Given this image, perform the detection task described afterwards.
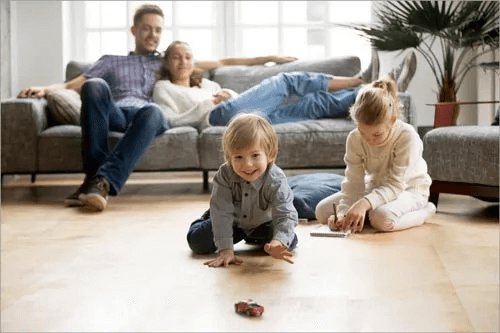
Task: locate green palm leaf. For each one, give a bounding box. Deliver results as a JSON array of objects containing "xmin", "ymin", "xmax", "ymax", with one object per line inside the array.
[{"xmin": 341, "ymin": 0, "xmax": 499, "ymax": 99}]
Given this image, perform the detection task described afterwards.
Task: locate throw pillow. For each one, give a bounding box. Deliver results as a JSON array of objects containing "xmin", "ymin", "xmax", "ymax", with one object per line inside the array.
[
  {"xmin": 288, "ymin": 173, "xmax": 344, "ymax": 219},
  {"xmin": 45, "ymin": 89, "xmax": 81, "ymax": 125}
]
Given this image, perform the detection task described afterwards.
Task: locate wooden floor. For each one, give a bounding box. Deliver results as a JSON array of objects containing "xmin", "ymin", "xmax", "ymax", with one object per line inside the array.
[{"xmin": 1, "ymin": 172, "xmax": 499, "ymax": 332}]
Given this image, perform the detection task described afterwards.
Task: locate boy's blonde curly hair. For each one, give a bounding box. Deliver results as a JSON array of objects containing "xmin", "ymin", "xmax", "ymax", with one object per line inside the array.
[{"xmin": 223, "ymin": 113, "xmax": 278, "ymax": 167}]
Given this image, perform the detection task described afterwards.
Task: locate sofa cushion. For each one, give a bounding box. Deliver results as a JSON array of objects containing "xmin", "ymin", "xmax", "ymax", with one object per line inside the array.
[
  {"xmin": 37, "ymin": 125, "xmax": 200, "ymax": 172},
  {"xmin": 288, "ymin": 173, "xmax": 343, "ymax": 219},
  {"xmin": 45, "ymin": 89, "xmax": 81, "ymax": 125},
  {"xmin": 210, "ymin": 56, "xmax": 361, "ymax": 93},
  {"xmin": 132, "ymin": 127, "xmax": 200, "ymax": 170},
  {"xmin": 198, "ymin": 119, "xmax": 356, "ymax": 170}
]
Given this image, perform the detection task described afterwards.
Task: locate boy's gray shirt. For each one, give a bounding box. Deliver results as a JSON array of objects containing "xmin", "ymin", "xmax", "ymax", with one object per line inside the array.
[{"xmin": 210, "ymin": 163, "xmax": 298, "ymax": 251}]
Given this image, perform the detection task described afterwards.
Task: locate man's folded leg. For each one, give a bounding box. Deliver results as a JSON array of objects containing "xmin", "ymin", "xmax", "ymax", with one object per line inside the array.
[{"xmin": 80, "ymin": 104, "xmax": 168, "ymax": 212}]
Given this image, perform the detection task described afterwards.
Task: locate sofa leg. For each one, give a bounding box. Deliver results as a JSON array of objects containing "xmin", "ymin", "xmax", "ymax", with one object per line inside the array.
[
  {"xmin": 429, "ymin": 192, "xmax": 439, "ymax": 208},
  {"xmin": 31, "ymin": 173, "xmax": 37, "ymax": 183},
  {"xmin": 203, "ymin": 170, "xmax": 209, "ymax": 191}
]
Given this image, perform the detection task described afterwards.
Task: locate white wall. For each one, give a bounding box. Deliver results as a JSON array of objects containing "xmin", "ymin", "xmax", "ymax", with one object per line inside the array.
[
  {"xmin": 1, "ymin": 0, "xmax": 12, "ymax": 100},
  {"xmin": 11, "ymin": 1, "xmax": 64, "ymax": 97},
  {"xmin": 476, "ymin": 50, "xmax": 499, "ymax": 125},
  {"xmin": 9, "ymin": 0, "xmax": 496, "ymax": 126}
]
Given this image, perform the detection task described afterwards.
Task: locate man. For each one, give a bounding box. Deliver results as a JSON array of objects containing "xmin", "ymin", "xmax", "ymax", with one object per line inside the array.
[{"xmin": 18, "ymin": 4, "xmax": 296, "ymax": 212}]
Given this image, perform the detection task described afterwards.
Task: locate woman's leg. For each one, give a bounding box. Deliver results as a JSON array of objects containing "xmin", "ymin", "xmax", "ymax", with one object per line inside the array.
[
  {"xmin": 369, "ymin": 192, "xmax": 436, "ymax": 232},
  {"xmin": 264, "ymin": 87, "xmax": 359, "ymax": 125},
  {"xmin": 209, "ymin": 72, "xmax": 331, "ymax": 126}
]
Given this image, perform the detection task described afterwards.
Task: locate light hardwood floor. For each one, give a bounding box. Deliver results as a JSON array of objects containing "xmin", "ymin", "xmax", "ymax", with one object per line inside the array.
[{"xmin": 1, "ymin": 172, "xmax": 499, "ymax": 332}]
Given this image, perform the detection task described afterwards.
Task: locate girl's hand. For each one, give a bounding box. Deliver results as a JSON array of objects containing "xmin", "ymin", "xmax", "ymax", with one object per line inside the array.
[
  {"xmin": 212, "ymin": 91, "xmax": 231, "ymax": 105},
  {"xmin": 264, "ymin": 240, "xmax": 294, "ymax": 264},
  {"xmin": 204, "ymin": 249, "xmax": 243, "ymax": 268},
  {"xmin": 327, "ymin": 215, "xmax": 345, "ymax": 231},
  {"xmin": 343, "ymin": 198, "xmax": 371, "ymax": 232}
]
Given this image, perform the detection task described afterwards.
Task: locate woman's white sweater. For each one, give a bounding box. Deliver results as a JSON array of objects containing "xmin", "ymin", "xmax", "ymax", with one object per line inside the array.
[{"xmin": 152, "ymin": 78, "xmax": 238, "ymax": 130}]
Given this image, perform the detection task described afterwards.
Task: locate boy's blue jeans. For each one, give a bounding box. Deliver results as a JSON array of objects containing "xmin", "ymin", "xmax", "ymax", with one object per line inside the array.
[
  {"xmin": 209, "ymin": 72, "xmax": 359, "ymax": 126},
  {"xmin": 81, "ymin": 78, "xmax": 169, "ymax": 195},
  {"xmin": 186, "ymin": 213, "xmax": 299, "ymax": 254}
]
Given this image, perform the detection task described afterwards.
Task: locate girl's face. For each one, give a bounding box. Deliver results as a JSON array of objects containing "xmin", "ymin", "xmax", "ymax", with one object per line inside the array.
[
  {"xmin": 167, "ymin": 43, "xmax": 194, "ymax": 83},
  {"xmin": 230, "ymin": 143, "xmax": 270, "ymax": 183},
  {"xmin": 358, "ymin": 116, "xmax": 396, "ymax": 147}
]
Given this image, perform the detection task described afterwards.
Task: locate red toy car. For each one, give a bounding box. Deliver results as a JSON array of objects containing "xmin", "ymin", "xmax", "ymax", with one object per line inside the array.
[{"xmin": 234, "ymin": 299, "xmax": 264, "ymax": 317}]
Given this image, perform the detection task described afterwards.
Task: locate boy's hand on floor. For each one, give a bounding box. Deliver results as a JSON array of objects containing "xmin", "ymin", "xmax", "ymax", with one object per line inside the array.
[
  {"xmin": 204, "ymin": 249, "xmax": 243, "ymax": 268},
  {"xmin": 264, "ymin": 240, "xmax": 294, "ymax": 264}
]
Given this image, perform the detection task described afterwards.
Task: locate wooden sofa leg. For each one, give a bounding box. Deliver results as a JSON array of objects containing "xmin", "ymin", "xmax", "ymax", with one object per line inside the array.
[
  {"xmin": 203, "ymin": 170, "xmax": 209, "ymax": 191},
  {"xmin": 429, "ymin": 192, "xmax": 439, "ymax": 207},
  {"xmin": 31, "ymin": 173, "xmax": 37, "ymax": 183}
]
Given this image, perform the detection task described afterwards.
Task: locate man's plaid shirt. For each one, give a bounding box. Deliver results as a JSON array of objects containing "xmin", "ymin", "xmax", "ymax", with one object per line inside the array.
[{"xmin": 84, "ymin": 52, "xmax": 162, "ymax": 108}]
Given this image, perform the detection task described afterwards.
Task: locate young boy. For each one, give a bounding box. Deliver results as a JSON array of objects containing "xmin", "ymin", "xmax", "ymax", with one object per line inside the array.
[{"xmin": 187, "ymin": 113, "xmax": 298, "ymax": 267}]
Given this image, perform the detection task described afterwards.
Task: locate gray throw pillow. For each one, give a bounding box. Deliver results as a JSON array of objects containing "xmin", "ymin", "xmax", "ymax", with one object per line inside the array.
[{"xmin": 45, "ymin": 89, "xmax": 81, "ymax": 125}]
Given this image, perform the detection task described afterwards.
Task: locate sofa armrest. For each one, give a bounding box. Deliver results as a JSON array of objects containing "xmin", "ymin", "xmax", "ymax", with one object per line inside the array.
[{"xmin": 1, "ymin": 98, "xmax": 49, "ymax": 174}]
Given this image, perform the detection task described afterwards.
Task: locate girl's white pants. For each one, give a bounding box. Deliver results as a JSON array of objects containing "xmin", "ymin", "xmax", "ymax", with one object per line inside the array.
[{"xmin": 315, "ymin": 191, "xmax": 436, "ymax": 232}]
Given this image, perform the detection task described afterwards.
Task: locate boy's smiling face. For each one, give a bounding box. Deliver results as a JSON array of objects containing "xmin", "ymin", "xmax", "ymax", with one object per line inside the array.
[{"xmin": 230, "ymin": 143, "xmax": 270, "ymax": 183}]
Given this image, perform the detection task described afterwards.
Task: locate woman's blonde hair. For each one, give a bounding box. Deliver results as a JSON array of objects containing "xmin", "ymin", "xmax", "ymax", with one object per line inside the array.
[
  {"xmin": 349, "ymin": 76, "xmax": 401, "ymax": 125},
  {"xmin": 223, "ymin": 113, "xmax": 278, "ymax": 166},
  {"xmin": 157, "ymin": 40, "xmax": 203, "ymax": 87}
]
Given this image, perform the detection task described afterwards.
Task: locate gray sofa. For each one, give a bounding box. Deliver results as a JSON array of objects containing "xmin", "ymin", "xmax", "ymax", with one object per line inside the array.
[{"xmin": 1, "ymin": 56, "xmax": 417, "ymax": 189}]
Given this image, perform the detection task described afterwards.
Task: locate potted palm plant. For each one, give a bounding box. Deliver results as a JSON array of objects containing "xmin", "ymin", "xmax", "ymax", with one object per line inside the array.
[{"xmin": 345, "ymin": 1, "xmax": 499, "ymax": 125}]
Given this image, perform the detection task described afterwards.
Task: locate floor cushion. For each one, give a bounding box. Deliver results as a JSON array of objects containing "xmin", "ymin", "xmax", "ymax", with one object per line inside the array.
[{"xmin": 288, "ymin": 172, "xmax": 344, "ymax": 219}]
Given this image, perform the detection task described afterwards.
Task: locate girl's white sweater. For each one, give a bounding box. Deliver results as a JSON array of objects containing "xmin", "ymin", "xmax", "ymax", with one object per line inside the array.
[{"xmin": 338, "ymin": 119, "xmax": 432, "ymax": 215}]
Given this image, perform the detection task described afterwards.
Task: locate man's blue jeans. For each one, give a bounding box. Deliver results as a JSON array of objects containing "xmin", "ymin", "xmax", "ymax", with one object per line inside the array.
[
  {"xmin": 209, "ymin": 72, "xmax": 359, "ymax": 126},
  {"xmin": 80, "ymin": 78, "xmax": 169, "ymax": 195}
]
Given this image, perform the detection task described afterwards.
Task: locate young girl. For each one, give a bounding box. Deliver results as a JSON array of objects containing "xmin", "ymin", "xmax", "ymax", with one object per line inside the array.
[
  {"xmin": 315, "ymin": 77, "xmax": 436, "ymax": 233},
  {"xmin": 186, "ymin": 114, "xmax": 298, "ymax": 267}
]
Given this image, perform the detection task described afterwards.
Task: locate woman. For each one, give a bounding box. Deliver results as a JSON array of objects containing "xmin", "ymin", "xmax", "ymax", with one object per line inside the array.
[
  {"xmin": 153, "ymin": 41, "xmax": 391, "ymax": 130},
  {"xmin": 152, "ymin": 41, "xmax": 238, "ymax": 130}
]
